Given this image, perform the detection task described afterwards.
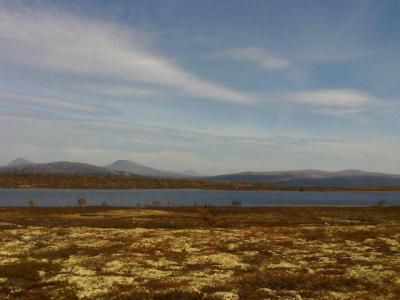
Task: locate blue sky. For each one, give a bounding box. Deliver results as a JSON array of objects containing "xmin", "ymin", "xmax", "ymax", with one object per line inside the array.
[{"xmin": 0, "ymin": 0, "xmax": 399, "ymax": 174}]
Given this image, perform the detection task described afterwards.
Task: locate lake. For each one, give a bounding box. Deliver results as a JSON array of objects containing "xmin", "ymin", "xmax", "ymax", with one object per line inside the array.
[{"xmin": 0, "ymin": 189, "xmax": 399, "ymax": 206}]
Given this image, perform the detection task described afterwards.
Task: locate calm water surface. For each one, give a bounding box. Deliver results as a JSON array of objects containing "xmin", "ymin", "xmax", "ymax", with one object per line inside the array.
[{"xmin": 0, "ymin": 189, "xmax": 399, "ymax": 206}]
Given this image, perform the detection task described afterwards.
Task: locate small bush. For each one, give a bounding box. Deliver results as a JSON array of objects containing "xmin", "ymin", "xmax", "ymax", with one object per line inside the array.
[
  {"xmin": 28, "ymin": 199, "xmax": 36, "ymax": 208},
  {"xmin": 196, "ymin": 206, "xmax": 215, "ymax": 226},
  {"xmin": 77, "ymin": 198, "xmax": 87, "ymax": 206},
  {"xmin": 232, "ymin": 200, "xmax": 242, "ymax": 207}
]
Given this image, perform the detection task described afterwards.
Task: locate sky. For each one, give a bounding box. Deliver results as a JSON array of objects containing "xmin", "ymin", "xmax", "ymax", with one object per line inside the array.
[{"xmin": 0, "ymin": 0, "xmax": 399, "ymax": 175}]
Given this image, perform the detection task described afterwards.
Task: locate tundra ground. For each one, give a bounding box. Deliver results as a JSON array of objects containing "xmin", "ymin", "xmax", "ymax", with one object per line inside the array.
[{"xmin": 0, "ymin": 206, "xmax": 399, "ymax": 299}]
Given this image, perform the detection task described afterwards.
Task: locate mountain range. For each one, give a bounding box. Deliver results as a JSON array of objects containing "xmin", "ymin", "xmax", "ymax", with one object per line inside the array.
[
  {"xmin": 7, "ymin": 158, "xmax": 34, "ymax": 166},
  {"xmin": 0, "ymin": 160, "xmax": 130, "ymax": 176},
  {"xmin": 210, "ymin": 169, "xmax": 400, "ymax": 186},
  {"xmin": 0, "ymin": 158, "xmax": 201, "ymax": 178},
  {"xmin": 1, "ymin": 158, "xmax": 400, "ymax": 186},
  {"xmin": 105, "ymin": 160, "xmax": 196, "ymax": 178}
]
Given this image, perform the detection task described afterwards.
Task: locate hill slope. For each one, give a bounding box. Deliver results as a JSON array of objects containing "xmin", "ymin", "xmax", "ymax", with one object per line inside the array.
[
  {"xmin": 106, "ymin": 160, "xmax": 189, "ymax": 178},
  {"xmin": 6, "ymin": 158, "xmax": 34, "ymax": 166},
  {"xmin": 0, "ymin": 161, "xmax": 133, "ymax": 176},
  {"xmin": 210, "ymin": 169, "xmax": 400, "ymax": 186}
]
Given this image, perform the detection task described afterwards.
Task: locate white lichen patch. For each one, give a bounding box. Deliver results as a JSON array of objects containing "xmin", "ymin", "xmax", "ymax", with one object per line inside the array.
[
  {"xmin": 0, "ymin": 257, "xmax": 20, "ymax": 265},
  {"xmin": 186, "ymin": 253, "xmax": 247, "ymax": 269},
  {"xmin": 346, "ymin": 265, "xmax": 396, "ymax": 284},
  {"xmin": 144, "ymin": 258, "xmax": 180, "ymax": 269},
  {"xmin": 135, "ymin": 268, "xmax": 172, "ymax": 280},
  {"xmin": 0, "ymin": 240, "xmax": 33, "ymax": 255},
  {"xmin": 68, "ymin": 266, "xmax": 97, "ymax": 276},
  {"xmin": 280, "ymin": 289, "xmax": 303, "ymax": 300},
  {"xmin": 177, "ymin": 269, "xmax": 235, "ymax": 291},
  {"xmin": 318, "ymin": 256, "xmax": 337, "ymax": 264},
  {"xmin": 242, "ymin": 251, "xmax": 259, "ymax": 256},
  {"xmin": 349, "ymin": 251, "xmax": 379, "ymax": 263},
  {"xmin": 167, "ymin": 236, "xmax": 199, "ymax": 253},
  {"xmin": 49, "ymin": 274, "xmax": 135, "ymax": 299},
  {"xmin": 38, "ymin": 270, "xmax": 46, "ymax": 277},
  {"xmin": 256, "ymin": 287, "xmax": 274, "ymax": 295},
  {"xmin": 379, "ymin": 238, "xmax": 400, "ymax": 252},
  {"xmin": 267, "ymin": 261, "xmax": 300, "ymax": 270},
  {"xmin": 363, "ymin": 238, "xmax": 375, "ymax": 246},
  {"xmin": 328, "ymin": 291, "xmax": 348, "ymax": 300},
  {"xmin": 212, "ymin": 291, "xmax": 240, "ymax": 300}
]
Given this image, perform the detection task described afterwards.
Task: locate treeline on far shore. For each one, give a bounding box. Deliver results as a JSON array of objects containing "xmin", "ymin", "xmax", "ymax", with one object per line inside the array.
[{"xmin": 0, "ymin": 173, "xmax": 400, "ymax": 191}]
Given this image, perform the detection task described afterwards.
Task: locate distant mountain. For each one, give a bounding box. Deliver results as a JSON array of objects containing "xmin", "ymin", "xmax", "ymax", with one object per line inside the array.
[
  {"xmin": 106, "ymin": 160, "xmax": 203, "ymax": 178},
  {"xmin": 6, "ymin": 158, "xmax": 34, "ymax": 166},
  {"xmin": 210, "ymin": 169, "xmax": 400, "ymax": 186},
  {"xmin": 2, "ymin": 159, "xmax": 399, "ymax": 187},
  {"xmin": 105, "ymin": 160, "xmax": 179, "ymax": 178},
  {"xmin": 174, "ymin": 170, "xmax": 204, "ymax": 177},
  {"xmin": 0, "ymin": 161, "xmax": 133, "ymax": 176},
  {"xmin": 2, "ymin": 159, "xmax": 202, "ymax": 178}
]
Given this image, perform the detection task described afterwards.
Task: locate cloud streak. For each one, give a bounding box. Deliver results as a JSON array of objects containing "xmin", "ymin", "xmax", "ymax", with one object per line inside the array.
[
  {"xmin": 0, "ymin": 4, "xmax": 255, "ymax": 104},
  {"xmin": 259, "ymin": 89, "xmax": 376, "ymax": 118},
  {"xmin": 287, "ymin": 89, "xmax": 374, "ymax": 108},
  {"xmin": 0, "ymin": 91, "xmax": 113, "ymax": 114},
  {"xmin": 212, "ymin": 47, "xmax": 291, "ymax": 71},
  {"xmin": 288, "ymin": 89, "xmax": 375, "ymax": 118},
  {"xmin": 1, "ymin": 112, "xmax": 399, "ymax": 174}
]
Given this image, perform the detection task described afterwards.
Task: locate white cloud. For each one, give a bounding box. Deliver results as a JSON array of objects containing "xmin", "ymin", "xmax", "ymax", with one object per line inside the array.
[
  {"xmin": 259, "ymin": 89, "xmax": 376, "ymax": 118},
  {"xmin": 0, "ymin": 4, "xmax": 256, "ymax": 104},
  {"xmin": 67, "ymin": 147, "xmax": 198, "ymax": 162},
  {"xmin": 0, "ymin": 91, "xmax": 112, "ymax": 114},
  {"xmin": 213, "ymin": 47, "xmax": 291, "ymax": 71},
  {"xmin": 288, "ymin": 89, "xmax": 374, "ymax": 107},
  {"xmin": 79, "ymin": 83, "xmax": 169, "ymax": 99}
]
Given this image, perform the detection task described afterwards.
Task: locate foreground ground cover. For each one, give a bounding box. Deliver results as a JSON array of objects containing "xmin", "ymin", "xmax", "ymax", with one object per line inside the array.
[{"xmin": 0, "ymin": 206, "xmax": 399, "ymax": 299}]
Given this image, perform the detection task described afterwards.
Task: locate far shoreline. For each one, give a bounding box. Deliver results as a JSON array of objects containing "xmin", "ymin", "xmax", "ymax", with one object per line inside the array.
[
  {"xmin": 1, "ymin": 173, "xmax": 400, "ymax": 191},
  {"xmin": 2, "ymin": 186, "xmax": 400, "ymax": 192}
]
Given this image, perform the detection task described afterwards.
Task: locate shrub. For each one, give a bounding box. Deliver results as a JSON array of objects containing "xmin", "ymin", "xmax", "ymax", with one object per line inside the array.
[
  {"xmin": 232, "ymin": 200, "xmax": 242, "ymax": 207},
  {"xmin": 196, "ymin": 206, "xmax": 215, "ymax": 226},
  {"xmin": 77, "ymin": 198, "xmax": 87, "ymax": 206},
  {"xmin": 28, "ymin": 199, "xmax": 36, "ymax": 208}
]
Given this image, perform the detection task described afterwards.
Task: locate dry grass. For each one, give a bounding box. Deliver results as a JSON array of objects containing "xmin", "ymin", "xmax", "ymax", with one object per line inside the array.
[
  {"xmin": 0, "ymin": 206, "xmax": 399, "ymax": 299},
  {"xmin": 2, "ymin": 173, "xmax": 400, "ymax": 191}
]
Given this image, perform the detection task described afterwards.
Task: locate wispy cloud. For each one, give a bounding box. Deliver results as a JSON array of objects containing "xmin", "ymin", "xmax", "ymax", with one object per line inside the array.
[
  {"xmin": 287, "ymin": 89, "xmax": 374, "ymax": 107},
  {"xmin": 288, "ymin": 89, "xmax": 375, "ymax": 119},
  {"xmin": 0, "ymin": 4, "xmax": 255, "ymax": 104},
  {"xmin": 2, "ymin": 111, "xmax": 400, "ymax": 174},
  {"xmin": 79, "ymin": 83, "xmax": 169, "ymax": 99},
  {"xmin": 260, "ymin": 89, "xmax": 376, "ymax": 118},
  {"xmin": 0, "ymin": 111, "xmax": 337, "ymax": 155},
  {"xmin": 67, "ymin": 147, "xmax": 198, "ymax": 164},
  {"xmin": 2, "ymin": 112, "xmax": 399, "ymax": 173},
  {"xmin": 0, "ymin": 91, "xmax": 113, "ymax": 114},
  {"xmin": 211, "ymin": 47, "xmax": 291, "ymax": 71}
]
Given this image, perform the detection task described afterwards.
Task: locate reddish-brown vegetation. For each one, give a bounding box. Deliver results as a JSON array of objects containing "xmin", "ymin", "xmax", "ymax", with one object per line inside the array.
[{"xmin": 1, "ymin": 173, "xmax": 400, "ymax": 191}]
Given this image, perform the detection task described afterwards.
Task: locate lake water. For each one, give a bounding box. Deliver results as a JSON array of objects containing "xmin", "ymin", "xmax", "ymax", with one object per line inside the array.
[{"xmin": 0, "ymin": 189, "xmax": 399, "ymax": 207}]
